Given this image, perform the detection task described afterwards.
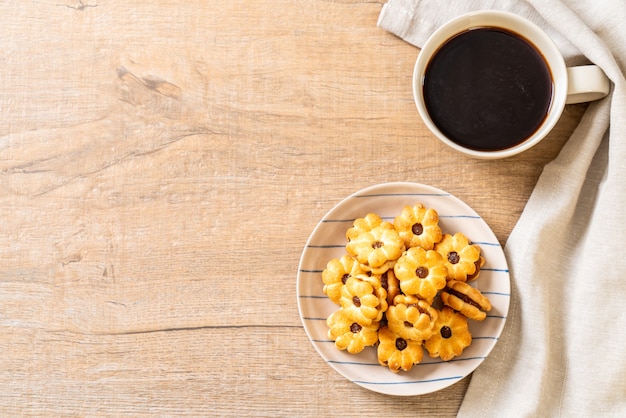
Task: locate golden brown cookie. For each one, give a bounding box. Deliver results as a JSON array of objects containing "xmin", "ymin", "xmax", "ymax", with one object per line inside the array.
[
  {"xmin": 393, "ymin": 203, "xmax": 443, "ymax": 250},
  {"xmin": 346, "ymin": 222, "xmax": 405, "ymax": 272},
  {"xmin": 377, "ymin": 326, "xmax": 424, "ymax": 373},
  {"xmin": 321, "ymin": 254, "xmax": 370, "ymax": 305},
  {"xmin": 327, "ymin": 309, "xmax": 380, "ymax": 354},
  {"xmin": 346, "ymin": 213, "xmax": 383, "ymax": 242},
  {"xmin": 386, "ymin": 294, "xmax": 438, "ymax": 342},
  {"xmin": 434, "ymin": 233, "xmax": 482, "ymax": 281},
  {"xmin": 339, "ymin": 276, "xmax": 387, "ymax": 326},
  {"xmin": 393, "ymin": 246, "xmax": 447, "ymax": 300},
  {"xmin": 424, "ymin": 306, "xmax": 472, "ymax": 361},
  {"xmin": 440, "ymin": 280, "xmax": 492, "ymax": 321}
]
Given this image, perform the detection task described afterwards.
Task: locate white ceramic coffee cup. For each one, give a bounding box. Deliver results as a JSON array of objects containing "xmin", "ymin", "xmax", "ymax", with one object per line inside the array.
[{"xmin": 413, "ymin": 10, "xmax": 610, "ymax": 159}]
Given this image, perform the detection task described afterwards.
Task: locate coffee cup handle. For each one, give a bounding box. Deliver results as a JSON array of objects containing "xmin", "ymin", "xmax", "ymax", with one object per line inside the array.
[{"xmin": 566, "ymin": 65, "xmax": 610, "ymax": 104}]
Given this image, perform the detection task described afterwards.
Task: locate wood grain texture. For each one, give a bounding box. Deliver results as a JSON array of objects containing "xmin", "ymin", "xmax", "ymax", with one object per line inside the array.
[{"xmin": 0, "ymin": 0, "xmax": 585, "ymax": 416}]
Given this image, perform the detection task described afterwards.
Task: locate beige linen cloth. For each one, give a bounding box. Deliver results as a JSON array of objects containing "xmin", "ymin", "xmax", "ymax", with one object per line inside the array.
[{"xmin": 379, "ymin": 1, "xmax": 626, "ymax": 416}]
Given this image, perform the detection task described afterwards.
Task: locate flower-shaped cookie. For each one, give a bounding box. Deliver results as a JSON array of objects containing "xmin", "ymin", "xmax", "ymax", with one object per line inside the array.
[
  {"xmin": 322, "ymin": 254, "xmax": 370, "ymax": 305},
  {"xmin": 424, "ymin": 306, "xmax": 472, "ymax": 361},
  {"xmin": 346, "ymin": 213, "xmax": 383, "ymax": 242},
  {"xmin": 386, "ymin": 294, "xmax": 438, "ymax": 342},
  {"xmin": 346, "ymin": 222, "xmax": 405, "ymax": 273},
  {"xmin": 393, "ymin": 203, "xmax": 443, "ymax": 250},
  {"xmin": 393, "ymin": 246, "xmax": 447, "ymax": 300},
  {"xmin": 327, "ymin": 309, "xmax": 380, "ymax": 354},
  {"xmin": 441, "ymin": 280, "xmax": 492, "ymax": 321},
  {"xmin": 377, "ymin": 326, "xmax": 424, "ymax": 373},
  {"xmin": 339, "ymin": 276, "xmax": 387, "ymax": 326},
  {"xmin": 434, "ymin": 233, "xmax": 481, "ymax": 281}
]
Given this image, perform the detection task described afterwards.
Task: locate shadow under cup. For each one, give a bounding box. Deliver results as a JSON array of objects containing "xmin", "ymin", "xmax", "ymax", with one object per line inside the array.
[{"xmin": 413, "ymin": 11, "xmax": 569, "ymax": 159}]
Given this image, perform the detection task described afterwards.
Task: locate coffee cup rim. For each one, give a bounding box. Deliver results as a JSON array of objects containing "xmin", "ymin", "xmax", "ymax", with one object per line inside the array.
[{"xmin": 412, "ymin": 10, "xmax": 568, "ymax": 159}]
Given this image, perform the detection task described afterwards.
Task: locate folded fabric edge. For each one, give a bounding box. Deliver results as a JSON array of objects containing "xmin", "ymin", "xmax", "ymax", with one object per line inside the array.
[
  {"xmin": 377, "ymin": 0, "xmax": 581, "ymax": 61},
  {"xmin": 377, "ymin": 1, "xmax": 437, "ymax": 48}
]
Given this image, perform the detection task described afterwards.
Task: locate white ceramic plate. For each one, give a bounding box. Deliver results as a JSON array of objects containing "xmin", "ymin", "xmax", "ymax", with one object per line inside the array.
[{"xmin": 297, "ymin": 182, "xmax": 510, "ymax": 396}]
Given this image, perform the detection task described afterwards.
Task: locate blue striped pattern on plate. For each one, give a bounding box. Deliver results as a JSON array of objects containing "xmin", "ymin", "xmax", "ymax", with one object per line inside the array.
[{"xmin": 297, "ymin": 182, "xmax": 510, "ymax": 396}]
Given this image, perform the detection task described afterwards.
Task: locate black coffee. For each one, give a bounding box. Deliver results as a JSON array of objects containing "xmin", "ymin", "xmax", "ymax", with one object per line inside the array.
[{"xmin": 423, "ymin": 27, "xmax": 553, "ymax": 151}]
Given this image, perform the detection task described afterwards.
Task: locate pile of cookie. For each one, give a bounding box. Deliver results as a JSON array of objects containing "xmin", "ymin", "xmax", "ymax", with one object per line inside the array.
[{"xmin": 322, "ymin": 203, "xmax": 492, "ymax": 373}]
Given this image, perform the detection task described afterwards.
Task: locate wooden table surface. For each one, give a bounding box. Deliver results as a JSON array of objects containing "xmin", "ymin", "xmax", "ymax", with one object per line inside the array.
[{"xmin": 1, "ymin": 1, "xmax": 586, "ymax": 416}]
